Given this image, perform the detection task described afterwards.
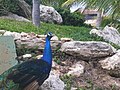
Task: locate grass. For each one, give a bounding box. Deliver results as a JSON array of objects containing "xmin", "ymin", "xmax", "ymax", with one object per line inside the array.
[
  {"xmin": 0, "ymin": 18, "xmax": 120, "ymax": 50},
  {"xmin": 0, "ymin": 18, "xmax": 102, "ymax": 41}
]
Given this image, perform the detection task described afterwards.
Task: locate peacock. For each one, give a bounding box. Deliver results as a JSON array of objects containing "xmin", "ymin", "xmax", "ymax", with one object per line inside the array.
[{"xmin": 0, "ymin": 32, "xmax": 53, "ymax": 90}]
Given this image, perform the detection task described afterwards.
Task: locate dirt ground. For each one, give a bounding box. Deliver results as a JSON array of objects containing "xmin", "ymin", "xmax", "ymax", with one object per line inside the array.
[
  {"xmin": 17, "ymin": 49, "xmax": 120, "ymax": 90},
  {"xmin": 53, "ymin": 51, "xmax": 120, "ymax": 90}
]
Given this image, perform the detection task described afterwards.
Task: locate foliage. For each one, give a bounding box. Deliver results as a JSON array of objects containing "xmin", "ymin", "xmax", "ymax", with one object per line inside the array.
[
  {"xmin": 25, "ymin": 0, "xmax": 67, "ymax": 8},
  {"xmin": 0, "ymin": 18, "xmax": 98, "ymax": 41},
  {"xmin": 62, "ymin": 0, "xmax": 120, "ymax": 20},
  {"xmin": 60, "ymin": 74, "xmax": 74, "ymax": 90},
  {"xmin": 24, "ymin": 0, "xmax": 32, "ymax": 6},
  {"xmin": 56, "ymin": 8, "xmax": 91, "ymax": 27},
  {"xmin": 40, "ymin": 0, "xmax": 67, "ymax": 8},
  {"xmin": 0, "ymin": 0, "xmax": 19, "ymax": 15},
  {"xmin": 101, "ymin": 17, "xmax": 120, "ymax": 31}
]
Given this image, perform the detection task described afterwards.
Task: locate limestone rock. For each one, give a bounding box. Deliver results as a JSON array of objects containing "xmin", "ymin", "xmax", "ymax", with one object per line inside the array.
[
  {"xmin": 23, "ymin": 54, "xmax": 32, "ymax": 59},
  {"xmin": 0, "ymin": 13, "xmax": 30, "ymax": 22},
  {"xmin": 60, "ymin": 38, "xmax": 73, "ymax": 43},
  {"xmin": 90, "ymin": 26, "xmax": 120, "ymax": 46},
  {"xmin": 40, "ymin": 5, "xmax": 63, "ymax": 24},
  {"xmin": 0, "ymin": 30, "xmax": 6, "ymax": 35},
  {"xmin": 60, "ymin": 41, "xmax": 116, "ymax": 60},
  {"xmin": 4, "ymin": 31, "xmax": 14, "ymax": 36},
  {"xmin": 67, "ymin": 62, "xmax": 84, "ymax": 77},
  {"xmin": 99, "ymin": 50, "xmax": 120, "ymax": 77},
  {"xmin": 40, "ymin": 71, "xmax": 65, "ymax": 90}
]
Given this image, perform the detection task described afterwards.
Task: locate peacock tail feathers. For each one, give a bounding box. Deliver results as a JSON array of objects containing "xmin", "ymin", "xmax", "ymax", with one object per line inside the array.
[{"xmin": 0, "ymin": 64, "xmax": 21, "ymax": 90}]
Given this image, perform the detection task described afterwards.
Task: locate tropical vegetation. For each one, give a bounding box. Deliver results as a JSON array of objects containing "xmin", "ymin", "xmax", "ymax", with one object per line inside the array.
[
  {"xmin": 62, "ymin": 0, "xmax": 120, "ymax": 20},
  {"xmin": 62, "ymin": 0, "xmax": 120, "ymax": 29}
]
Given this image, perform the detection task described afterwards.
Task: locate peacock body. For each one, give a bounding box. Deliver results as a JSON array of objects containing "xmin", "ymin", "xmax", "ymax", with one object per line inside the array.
[{"xmin": 0, "ymin": 32, "xmax": 53, "ymax": 90}]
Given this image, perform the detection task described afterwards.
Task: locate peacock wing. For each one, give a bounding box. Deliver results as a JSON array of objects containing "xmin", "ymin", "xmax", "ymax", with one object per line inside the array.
[{"xmin": 7, "ymin": 59, "xmax": 51, "ymax": 89}]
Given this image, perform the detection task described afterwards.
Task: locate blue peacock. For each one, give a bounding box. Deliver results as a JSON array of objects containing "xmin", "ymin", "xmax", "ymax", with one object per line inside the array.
[{"xmin": 0, "ymin": 32, "xmax": 53, "ymax": 90}]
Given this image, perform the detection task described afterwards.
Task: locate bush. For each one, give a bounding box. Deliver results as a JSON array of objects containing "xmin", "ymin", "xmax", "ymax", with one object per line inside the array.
[
  {"xmin": 0, "ymin": 0, "xmax": 19, "ymax": 15},
  {"xmin": 101, "ymin": 17, "xmax": 120, "ymax": 31},
  {"xmin": 56, "ymin": 8, "xmax": 92, "ymax": 27},
  {"xmin": 24, "ymin": 0, "xmax": 32, "ymax": 6}
]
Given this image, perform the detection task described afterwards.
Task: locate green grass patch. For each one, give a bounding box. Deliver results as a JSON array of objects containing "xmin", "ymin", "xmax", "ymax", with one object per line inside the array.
[{"xmin": 0, "ymin": 18, "xmax": 101, "ymax": 41}]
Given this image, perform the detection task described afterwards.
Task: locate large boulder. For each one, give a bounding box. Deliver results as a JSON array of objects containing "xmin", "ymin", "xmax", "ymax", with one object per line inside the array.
[
  {"xmin": 99, "ymin": 50, "xmax": 120, "ymax": 77},
  {"xmin": 0, "ymin": 13, "xmax": 31, "ymax": 22},
  {"xmin": 90, "ymin": 26, "xmax": 120, "ymax": 46},
  {"xmin": 18, "ymin": 0, "xmax": 31, "ymax": 18},
  {"xmin": 60, "ymin": 41, "xmax": 116, "ymax": 60},
  {"xmin": 40, "ymin": 5, "xmax": 63, "ymax": 24}
]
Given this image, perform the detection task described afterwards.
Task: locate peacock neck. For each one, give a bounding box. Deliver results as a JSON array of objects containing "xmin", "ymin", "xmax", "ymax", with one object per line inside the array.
[{"xmin": 42, "ymin": 37, "xmax": 52, "ymax": 66}]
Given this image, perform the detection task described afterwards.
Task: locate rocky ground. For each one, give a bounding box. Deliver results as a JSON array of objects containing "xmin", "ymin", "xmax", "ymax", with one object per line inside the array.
[
  {"xmin": 1, "ymin": 30, "xmax": 120, "ymax": 90},
  {"xmin": 17, "ymin": 50, "xmax": 120, "ymax": 90}
]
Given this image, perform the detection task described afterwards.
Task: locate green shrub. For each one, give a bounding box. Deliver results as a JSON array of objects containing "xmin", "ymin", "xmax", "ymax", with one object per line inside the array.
[
  {"xmin": 56, "ymin": 8, "xmax": 91, "ymax": 27},
  {"xmin": 101, "ymin": 17, "xmax": 120, "ymax": 31},
  {"xmin": 0, "ymin": 0, "xmax": 19, "ymax": 15},
  {"xmin": 24, "ymin": 0, "xmax": 32, "ymax": 6}
]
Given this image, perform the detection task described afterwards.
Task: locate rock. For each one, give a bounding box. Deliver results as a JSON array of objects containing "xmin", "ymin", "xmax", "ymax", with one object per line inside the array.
[
  {"xmin": 18, "ymin": 0, "xmax": 31, "ymax": 18},
  {"xmin": 99, "ymin": 50, "xmax": 120, "ymax": 77},
  {"xmin": 71, "ymin": 87, "xmax": 78, "ymax": 90},
  {"xmin": 12, "ymin": 32, "xmax": 21, "ymax": 40},
  {"xmin": 40, "ymin": 5, "xmax": 63, "ymax": 24},
  {"xmin": 51, "ymin": 36, "xmax": 59, "ymax": 41},
  {"xmin": 90, "ymin": 26, "xmax": 120, "ymax": 46},
  {"xmin": 0, "ymin": 13, "xmax": 31, "ymax": 22},
  {"xmin": 37, "ymin": 35, "xmax": 46, "ymax": 38},
  {"xmin": 36, "ymin": 55, "xmax": 43, "ymax": 59},
  {"xmin": 89, "ymin": 28, "xmax": 103, "ymax": 37},
  {"xmin": 21, "ymin": 32, "xmax": 28, "ymax": 37},
  {"xmin": 0, "ymin": 36, "xmax": 17, "ymax": 74},
  {"xmin": 0, "ymin": 30, "xmax": 6, "ymax": 35},
  {"xmin": 60, "ymin": 38, "xmax": 73, "ymax": 43},
  {"xmin": 3, "ymin": 31, "xmax": 14, "ymax": 36},
  {"xmin": 40, "ymin": 71, "xmax": 65, "ymax": 90},
  {"xmin": 52, "ymin": 61, "xmax": 58, "ymax": 68},
  {"xmin": 23, "ymin": 54, "xmax": 32, "ymax": 59},
  {"xmin": 60, "ymin": 41, "xmax": 116, "ymax": 60},
  {"xmin": 67, "ymin": 62, "xmax": 84, "ymax": 77}
]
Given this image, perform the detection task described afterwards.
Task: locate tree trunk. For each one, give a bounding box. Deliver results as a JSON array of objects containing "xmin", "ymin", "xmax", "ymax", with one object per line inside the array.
[
  {"xmin": 32, "ymin": 0, "xmax": 40, "ymax": 27},
  {"xmin": 96, "ymin": 11, "xmax": 102, "ymax": 28}
]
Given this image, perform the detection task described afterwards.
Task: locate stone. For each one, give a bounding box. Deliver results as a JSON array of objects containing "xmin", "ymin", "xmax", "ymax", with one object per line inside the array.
[
  {"xmin": 40, "ymin": 71, "xmax": 65, "ymax": 90},
  {"xmin": 37, "ymin": 35, "xmax": 46, "ymax": 38},
  {"xmin": 0, "ymin": 36, "xmax": 17, "ymax": 74},
  {"xmin": 0, "ymin": 13, "xmax": 31, "ymax": 22},
  {"xmin": 67, "ymin": 62, "xmax": 84, "ymax": 77},
  {"xmin": 36, "ymin": 55, "xmax": 43, "ymax": 59},
  {"xmin": 18, "ymin": 0, "xmax": 31, "ymax": 18},
  {"xmin": 21, "ymin": 32, "xmax": 28, "ymax": 37},
  {"xmin": 0, "ymin": 30, "xmax": 6, "ymax": 35},
  {"xmin": 60, "ymin": 41, "xmax": 116, "ymax": 60},
  {"xmin": 90, "ymin": 26, "xmax": 120, "ymax": 46},
  {"xmin": 99, "ymin": 50, "xmax": 120, "ymax": 77},
  {"xmin": 51, "ymin": 36, "xmax": 59, "ymax": 41},
  {"xmin": 60, "ymin": 38, "xmax": 73, "ymax": 43},
  {"xmin": 3, "ymin": 31, "xmax": 14, "ymax": 36},
  {"xmin": 40, "ymin": 5, "xmax": 63, "ymax": 24},
  {"xmin": 23, "ymin": 54, "xmax": 32, "ymax": 59}
]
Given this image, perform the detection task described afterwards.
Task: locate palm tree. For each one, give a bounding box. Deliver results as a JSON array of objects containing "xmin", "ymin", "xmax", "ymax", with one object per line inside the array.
[
  {"xmin": 62, "ymin": 0, "xmax": 120, "ymax": 27},
  {"xmin": 32, "ymin": 0, "xmax": 40, "ymax": 27}
]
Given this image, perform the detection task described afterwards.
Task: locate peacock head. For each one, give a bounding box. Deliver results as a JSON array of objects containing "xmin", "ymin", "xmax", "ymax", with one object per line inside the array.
[{"xmin": 46, "ymin": 32, "xmax": 53, "ymax": 40}]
